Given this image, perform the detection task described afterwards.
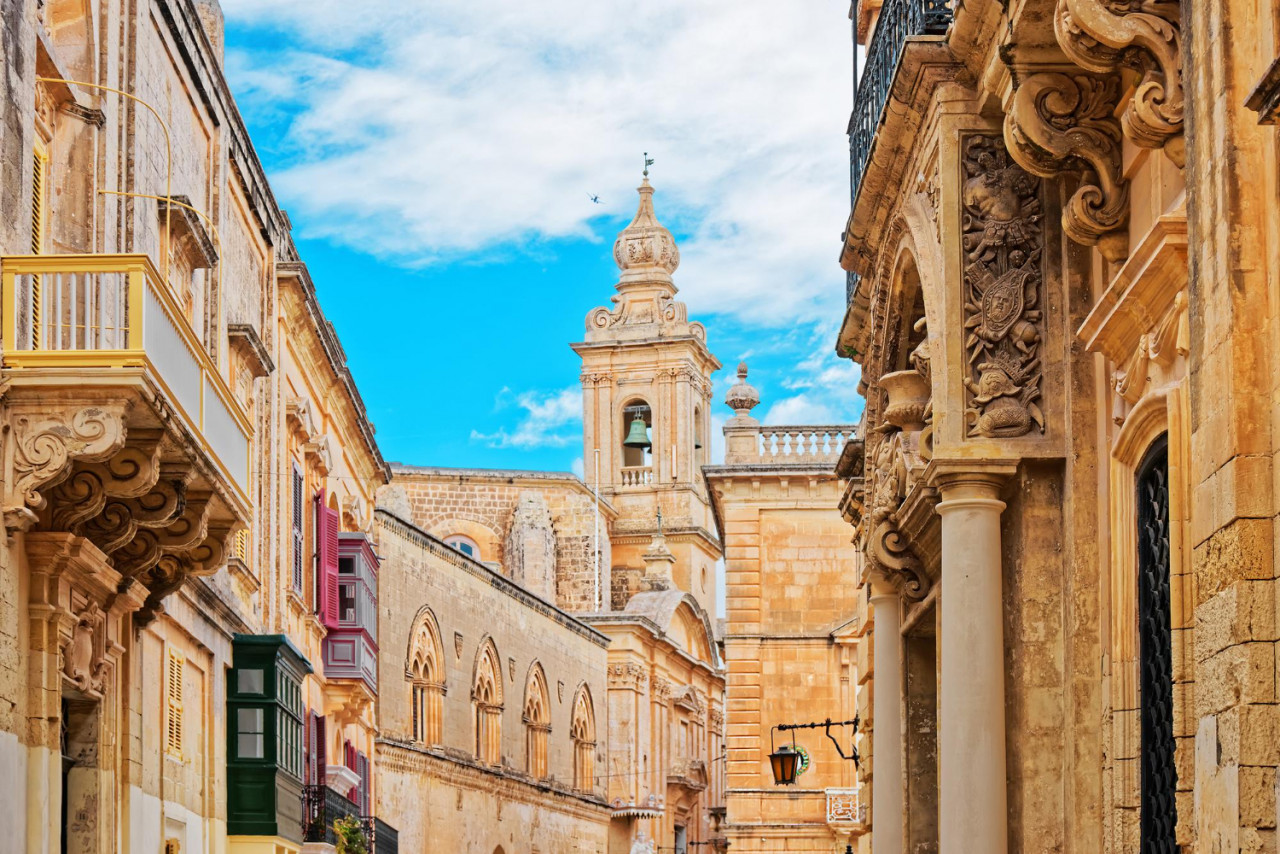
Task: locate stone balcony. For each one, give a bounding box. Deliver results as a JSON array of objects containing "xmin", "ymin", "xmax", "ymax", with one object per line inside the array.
[{"xmin": 1, "ymin": 252, "xmax": 253, "ymax": 624}]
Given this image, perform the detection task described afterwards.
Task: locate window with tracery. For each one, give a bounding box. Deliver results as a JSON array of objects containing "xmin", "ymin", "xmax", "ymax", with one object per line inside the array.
[
  {"xmin": 407, "ymin": 609, "xmax": 445, "ymax": 745},
  {"xmin": 523, "ymin": 666, "xmax": 550, "ymax": 779},
  {"xmin": 473, "ymin": 641, "xmax": 503, "ymax": 764},
  {"xmin": 570, "ymin": 685, "xmax": 597, "ymax": 792}
]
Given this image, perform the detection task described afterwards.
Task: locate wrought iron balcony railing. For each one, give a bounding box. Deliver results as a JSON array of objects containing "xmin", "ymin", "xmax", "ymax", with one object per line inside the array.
[
  {"xmin": 848, "ymin": 0, "xmax": 953, "ymax": 207},
  {"xmin": 0, "ymin": 254, "xmax": 252, "ymax": 500},
  {"xmin": 302, "ymin": 785, "xmax": 399, "ymax": 853}
]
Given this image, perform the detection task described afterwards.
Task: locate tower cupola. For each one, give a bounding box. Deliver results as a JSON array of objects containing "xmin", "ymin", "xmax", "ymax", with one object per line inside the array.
[{"xmin": 613, "ymin": 177, "xmax": 680, "ymax": 289}]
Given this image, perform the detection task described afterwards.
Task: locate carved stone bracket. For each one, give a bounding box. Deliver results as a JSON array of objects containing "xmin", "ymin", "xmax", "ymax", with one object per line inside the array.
[
  {"xmin": 1004, "ymin": 73, "xmax": 1129, "ymax": 261},
  {"xmin": 6, "ymin": 403, "xmax": 129, "ymax": 522},
  {"xmin": 960, "ymin": 135, "xmax": 1048, "ymax": 438},
  {"xmin": 1055, "ymin": 0, "xmax": 1184, "ymax": 162},
  {"xmin": 864, "ymin": 429, "xmax": 928, "ymax": 600}
]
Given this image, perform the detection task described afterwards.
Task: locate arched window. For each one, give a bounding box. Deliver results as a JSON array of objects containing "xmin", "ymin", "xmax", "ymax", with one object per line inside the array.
[
  {"xmin": 621, "ymin": 399, "xmax": 654, "ymax": 482},
  {"xmin": 570, "ymin": 685, "xmax": 597, "ymax": 792},
  {"xmin": 473, "ymin": 640, "xmax": 503, "ymax": 764},
  {"xmin": 1137, "ymin": 436, "xmax": 1176, "ymax": 850},
  {"xmin": 445, "ymin": 534, "xmax": 480, "ymax": 560},
  {"xmin": 523, "ymin": 664, "xmax": 550, "ymax": 779},
  {"xmin": 406, "ymin": 609, "xmax": 445, "ymax": 745}
]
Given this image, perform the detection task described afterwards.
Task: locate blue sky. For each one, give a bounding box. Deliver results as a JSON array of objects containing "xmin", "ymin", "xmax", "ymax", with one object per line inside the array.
[{"xmin": 221, "ymin": 0, "xmax": 864, "ymax": 474}]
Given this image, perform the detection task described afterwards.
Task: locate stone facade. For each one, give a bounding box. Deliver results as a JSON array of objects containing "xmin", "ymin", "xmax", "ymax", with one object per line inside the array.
[
  {"xmin": 705, "ymin": 367, "xmax": 866, "ymax": 854},
  {"xmin": 372, "ymin": 509, "xmax": 611, "ymax": 854},
  {"xmin": 383, "ymin": 466, "xmax": 616, "ymax": 614},
  {"xmin": 837, "ymin": 1, "xmax": 1280, "ymax": 853},
  {"xmin": 0, "ymin": 1, "xmax": 392, "ymax": 852}
]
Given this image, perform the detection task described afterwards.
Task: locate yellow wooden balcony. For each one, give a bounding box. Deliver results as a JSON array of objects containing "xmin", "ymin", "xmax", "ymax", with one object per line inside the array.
[{"xmin": 1, "ymin": 253, "xmax": 251, "ymax": 506}]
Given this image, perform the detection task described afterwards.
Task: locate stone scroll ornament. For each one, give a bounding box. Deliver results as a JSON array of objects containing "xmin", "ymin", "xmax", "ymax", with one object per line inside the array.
[
  {"xmin": 960, "ymin": 136, "xmax": 1046, "ymax": 439},
  {"xmin": 1054, "ymin": 0, "xmax": 1183, "ymax": 161}
]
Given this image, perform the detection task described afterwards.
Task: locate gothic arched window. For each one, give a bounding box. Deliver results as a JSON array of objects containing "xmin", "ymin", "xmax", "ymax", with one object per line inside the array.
[
  {"xmin": 407, "ymin": 609, "xmax": 445, "ymax": 745},
  {"xmin": 523, "ymin": 664, "xmax": 550, "ymax": 779},
  {"xmin": 473, "ymin": 640, "xmax": 503, "ymax": 764},
  {"xmin": 570, "ymin": 684, "xmax": 597, "ymax": 792},
  {"xmin": 1137, "ymin": 435, "xmax": 1176, "ymax": 853}
]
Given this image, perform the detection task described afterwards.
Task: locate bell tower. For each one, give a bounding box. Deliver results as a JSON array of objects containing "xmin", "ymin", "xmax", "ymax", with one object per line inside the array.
[{"xmin": 572, "ymin": 174, "xmax": 722, "ymax": 616}]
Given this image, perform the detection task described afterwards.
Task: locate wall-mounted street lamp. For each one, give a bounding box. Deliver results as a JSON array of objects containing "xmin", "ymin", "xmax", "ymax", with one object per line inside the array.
[{"xmin": 768, "ymin": 718, "xmax": 860, "ymax": 786}]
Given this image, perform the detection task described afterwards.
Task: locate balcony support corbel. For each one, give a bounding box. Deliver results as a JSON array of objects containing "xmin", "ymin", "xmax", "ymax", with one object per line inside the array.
[
  {"xmin": 1004, "ymin": 71, "xmax": 1130, "ymax": 262},
  {"xmin": 1055, "ymin": 0, "xmax": 1184, "ymax": 164}
]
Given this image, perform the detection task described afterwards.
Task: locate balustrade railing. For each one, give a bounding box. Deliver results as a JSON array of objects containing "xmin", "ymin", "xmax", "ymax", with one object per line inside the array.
[
  {"xmin": 757, "ymin": 426, "xmax": 855, "ymax": 463},
  {"xmin": 302, "ymin": 785, "xmax": 398, "ymax": 853},
  {"xmin": 849, "ymin": 0, "xmax": 953, "ymax": 206},
  {"xmin": 0, "ymin": 254, "xmax": 252, "ymax": 497},
  {"xmin": 620, "ymin": 465, "xmax": 654, "ymax": 487}
]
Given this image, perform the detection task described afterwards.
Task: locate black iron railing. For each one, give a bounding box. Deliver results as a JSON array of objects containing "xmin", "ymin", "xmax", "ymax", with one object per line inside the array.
[
  {"xmin": 848, "ymin": 0, "xmax": 953, "ymax": 208},
  {"xmin": 302, "ymin": 785, "xmax": 399, "ymax": 853}
]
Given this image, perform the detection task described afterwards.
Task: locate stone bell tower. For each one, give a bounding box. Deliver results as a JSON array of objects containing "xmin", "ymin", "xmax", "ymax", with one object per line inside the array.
[{"xmin": 572, "ymin": 174, "xmax": 722, "ymax": 616}]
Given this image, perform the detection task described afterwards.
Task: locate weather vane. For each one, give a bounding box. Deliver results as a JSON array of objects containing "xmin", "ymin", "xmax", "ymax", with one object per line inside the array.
[{"xmin": 643, "ymin": 152, "xmax": 654, "ymax": 178}]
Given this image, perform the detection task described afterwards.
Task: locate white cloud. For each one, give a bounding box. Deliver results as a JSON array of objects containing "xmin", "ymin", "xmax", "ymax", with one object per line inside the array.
[
  {"xmin": 571, "ymin": 456, "xmax": 585, "ymax": 479},
  {"xmin": 762, "ymin": 393, "xmax": 838, "ymax": 426},
  {"xmin": 222, "ymin": 0, "xmax": 853, "ymax": 326},
  {"xmin": 470, "ymin": 386, "xmax": 582, "ymax": 449}
]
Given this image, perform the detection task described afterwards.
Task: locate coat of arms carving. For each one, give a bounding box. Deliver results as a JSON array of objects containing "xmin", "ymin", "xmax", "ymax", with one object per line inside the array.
[{"xmin": 961, "ymin": 136, "xmax": 1046, "ymax": 438}]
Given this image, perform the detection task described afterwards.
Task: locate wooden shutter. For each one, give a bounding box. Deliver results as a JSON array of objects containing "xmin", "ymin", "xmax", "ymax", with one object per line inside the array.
[
  {"xmin": 315, "ymin": 713, "xmax": 327, "ymax": 775},
  {"xmin": 316, "ymin": 493, "xmax": 340, "ymax": 626},
  {"xmin": 357, "ymin": 752, "xmax": 370, "ymax": 814},
  {"xmin": 166, "ymin": 649, "xmax": 184, "ymax": 755},
  {"xmin": 291, "ymin": 465, "xmax": 304, "ymax": 592},
  {"xmin": 31, "ymin": 141, "xmax": 47, "ymax": 254}
]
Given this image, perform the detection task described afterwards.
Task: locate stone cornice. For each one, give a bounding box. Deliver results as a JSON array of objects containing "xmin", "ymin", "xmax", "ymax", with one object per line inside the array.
[
  {"xmin": 388, "ymin": 465, "xmax": 620, "ymax": 518},
  {"xmin": 375, "ymin": 738, "xmax": 611, "ymax": 817}
]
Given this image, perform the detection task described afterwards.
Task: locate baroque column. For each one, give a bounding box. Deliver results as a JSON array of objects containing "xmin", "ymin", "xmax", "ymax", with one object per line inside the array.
[
  {"xmin": 869, "ymin": 579, "xmax": 904, "ymax": 854},
  {"xmin": 934, "ymin": 466, "xmax": 1013, "ymax": 854}
]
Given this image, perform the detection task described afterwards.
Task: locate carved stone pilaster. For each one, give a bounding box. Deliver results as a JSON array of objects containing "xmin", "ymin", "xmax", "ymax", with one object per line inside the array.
[
  {"xmin": 1004, "ymin": 73, "xmax": 1129, "ymax": 261},
  {"xmin": 960, "ymin": 135, "xmax": 1047, "ymax": 438},
  {"xmin": 1055, "ymin": 0, "xmax": 1184, "ymax": 162}
]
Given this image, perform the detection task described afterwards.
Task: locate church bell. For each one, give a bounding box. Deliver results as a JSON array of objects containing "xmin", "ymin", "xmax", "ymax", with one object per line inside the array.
[{"xmin": 623, "ymin": 417, "xmax": 652, "ymax": 449}]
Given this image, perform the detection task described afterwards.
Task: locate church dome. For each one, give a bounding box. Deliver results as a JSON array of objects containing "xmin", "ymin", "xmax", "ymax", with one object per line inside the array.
[{"xmin": 613, "ymin": 177, "xmax": 680, "ymax": 282}]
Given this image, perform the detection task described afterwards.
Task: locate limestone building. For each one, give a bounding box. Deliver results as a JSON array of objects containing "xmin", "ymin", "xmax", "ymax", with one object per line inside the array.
[
  {"xmin": 837, "ymin": 1, "xmax": 1280, "ymax": 853},
  {"xmin": 0, "ymin": 1, "xmax": 398, "ymax": 852},
  {"xmin": 374, "ymin": 178, "xmax": 728, "ymax": 854},
  {"xmin": 704, "ymin": 366, "xmax": 866, "ymax": 854}
]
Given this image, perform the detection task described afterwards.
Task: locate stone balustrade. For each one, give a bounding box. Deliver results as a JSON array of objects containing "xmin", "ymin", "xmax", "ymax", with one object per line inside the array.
[
  {"xmin": 724, "ymin": 423, "xmax": 859, "ymax": 466},
  {"xmin": 620, "ymin": 465, "xmax": 654, "ymax": 487}
]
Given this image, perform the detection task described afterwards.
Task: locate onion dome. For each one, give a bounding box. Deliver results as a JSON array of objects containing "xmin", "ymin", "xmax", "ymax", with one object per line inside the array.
[
  {"xmin": 613, "ymin": 177, "xmax": 680, "ymax": 284},
  {"xmin": 725, "ymin": 362, "xmax": 760, "ymax": 418}
]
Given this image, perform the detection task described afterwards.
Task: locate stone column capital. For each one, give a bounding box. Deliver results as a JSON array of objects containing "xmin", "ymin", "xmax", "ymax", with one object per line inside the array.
[{"xmin": 925, "ymin": 459, "xmax": 1017, "ymax": 503}]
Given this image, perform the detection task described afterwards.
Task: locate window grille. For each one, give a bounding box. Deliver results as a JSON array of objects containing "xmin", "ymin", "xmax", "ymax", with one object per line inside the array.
[{"xmin": 1137, "ymin": 436, "xmax": 1176, "ymax": 853}]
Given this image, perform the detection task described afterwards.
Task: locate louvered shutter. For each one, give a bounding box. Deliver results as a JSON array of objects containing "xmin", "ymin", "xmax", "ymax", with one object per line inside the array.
[
  {"xmin": 357, "ymin": 752, "xmax": 370, "ymax": 814},
  {"xmin": 316, "ymin": 494, "xmax": 340, "ymax": 626},
  {"xmin": 316, "ymin": 714, "xmax": 327, "ymax": 775},
  {"xmin": 304, "ymin": 712, "xmax": 314, "ymax": 784},
  {"xmin": 291, "ymin": 465, "xmax": 304, "ymax": 592},
  {"xmin": 166, "ymin": 650, "xmax": 184, "ymax": 755}
]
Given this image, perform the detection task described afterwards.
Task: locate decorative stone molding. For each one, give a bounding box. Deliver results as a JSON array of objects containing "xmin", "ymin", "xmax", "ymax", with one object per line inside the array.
[
  {"xmin": 864, "ymin": 431, "xmax": 928, "ymax": 600},
  {"xmin": 652, "ymin": 677, "xmax": 673, "ymax": 705},
  {"xmin": 285, "ymin": 396, "xmax": 316, "ymax": 443},
  {"xmin": 608, "ymin": 662, "xmax": 648, "ymax": 690},
  {"xmin": 61, "ymin": 600, "xmax": 107, "ymax": 695},
  {"xmin": 959, "ymin": 135, "xmax": 1047, "ymax": 438},
  {"xmin": 1004, "ymin": 73, "xmax": 1129, "ymax": 261},
  {"xmin": 7, "ymin": 403, "xmax": 129, "ymax": 518},
  {"xmin": 1055, "ymin": 0, "xmax": 1184, "ymax": 162}
]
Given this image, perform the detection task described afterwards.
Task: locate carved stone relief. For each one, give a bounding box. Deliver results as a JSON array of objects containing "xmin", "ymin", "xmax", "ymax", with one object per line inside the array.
[
  {"xmin": 62, "ymin": 600, "xmax": 107, "ymax": 696},
  {"xmin": 1004, "ymin": 73, "xmax": 1129, "ymax": 261},
  {"xmin": 1055, "ymin": 0, "xmax": 1184, "ymax": 162},
  {"xmin": 960, "ymin": 135, "xmax": 1047, "ymax": 438},
  {"xmin": 863, "ymin": 430, "xmax": 928, "ymax": 600}
]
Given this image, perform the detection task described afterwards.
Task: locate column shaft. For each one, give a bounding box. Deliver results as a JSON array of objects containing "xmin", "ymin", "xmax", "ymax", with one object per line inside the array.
[
  {"xmin": 937, "ymin": 480, "xmax": 1008, "ymax": 854},
  {"xmin": 870, "ymin": 589, "xmax": 904, "ymax": 854}
]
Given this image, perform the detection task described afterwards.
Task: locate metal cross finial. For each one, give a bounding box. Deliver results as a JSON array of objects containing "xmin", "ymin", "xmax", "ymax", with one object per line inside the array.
[
  {"xmin": 656, "ymin": 508, "xmax": 664, "ymax": 535},
  {"xmin": 643, "ymin": 152, "xmax": 654, "ymax": 177}
]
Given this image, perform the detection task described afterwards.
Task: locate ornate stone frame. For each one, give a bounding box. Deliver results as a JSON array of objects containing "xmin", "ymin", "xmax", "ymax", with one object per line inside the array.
[{"xmin": 1104, "ymin": 385, "xmax": 1193, "ymax": 848}]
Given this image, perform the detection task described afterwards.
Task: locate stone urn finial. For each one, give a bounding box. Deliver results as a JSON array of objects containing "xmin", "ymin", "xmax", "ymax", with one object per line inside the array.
[{"xmin": 725, "ymin": 362, "xmax": 761, "ymax": 421}]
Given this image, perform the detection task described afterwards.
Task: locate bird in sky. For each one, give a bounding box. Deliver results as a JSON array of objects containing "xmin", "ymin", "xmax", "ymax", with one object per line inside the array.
[{"xmin": 588, "ymin": 193, "xmax": 602, "ymax": 204}]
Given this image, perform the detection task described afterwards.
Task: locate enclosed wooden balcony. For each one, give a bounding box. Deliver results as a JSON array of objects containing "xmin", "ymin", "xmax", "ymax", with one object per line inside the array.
[{"xmin": 1, "ymin": 253, "xmax": 253, "ymax": 623}]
